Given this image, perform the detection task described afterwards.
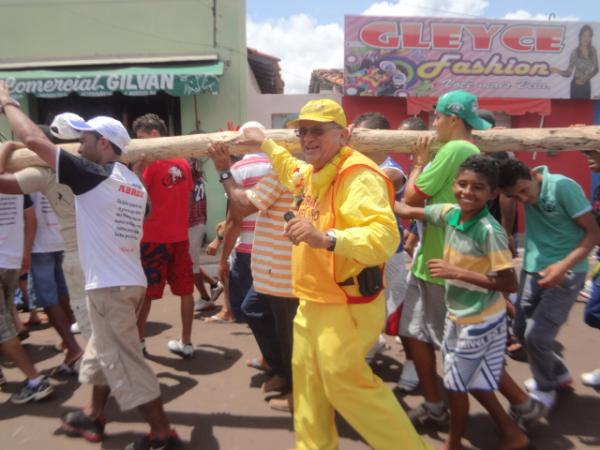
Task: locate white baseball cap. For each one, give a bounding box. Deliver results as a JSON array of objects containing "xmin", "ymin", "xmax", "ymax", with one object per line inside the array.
[
  {"xmin": 239, "ymin": 120, "xmax": 265, "ymax": 132},
  {"xmin": 67, "ymin": 115, "xmax": 131, "ymax": 153},
  {"xmin": 49, "ymin": 112, "xmax": 84, "ymax": 141}
]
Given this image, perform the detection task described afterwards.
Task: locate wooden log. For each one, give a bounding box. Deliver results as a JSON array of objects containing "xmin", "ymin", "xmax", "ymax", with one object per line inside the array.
[{"xmin": 4, "ymin": 126, "xmax": 600, "ymax": 172}]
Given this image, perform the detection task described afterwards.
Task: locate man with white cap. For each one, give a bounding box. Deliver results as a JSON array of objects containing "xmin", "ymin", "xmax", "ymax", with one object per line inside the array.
[
  {"xmin": 0, "ymin": 113, "xmax": 91, "ymax": 356},
  {"xmin": 0, "ymin": 81, "xmax": 182, "ymax": 450}
]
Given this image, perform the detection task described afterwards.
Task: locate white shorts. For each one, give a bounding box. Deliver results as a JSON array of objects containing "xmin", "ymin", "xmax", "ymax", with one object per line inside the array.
[
  {"xmin": 188, "ymin": 223, "xmax": 206, "ymax": 273},
  {"xmin": 442, "ymin": 312, "xmax": 507, "ymax": 392}
]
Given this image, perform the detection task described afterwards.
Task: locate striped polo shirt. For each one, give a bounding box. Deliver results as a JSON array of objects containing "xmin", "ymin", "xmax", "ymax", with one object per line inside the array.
[
  {"xmin": 246, "ymin": 171, "xmax": 294, "ymax": 298},
  {"xmin": 424, "ymin": 203, "xmax": 514, "ymax": 324},
  {"xmin": 230, "ymin": 154, "xmax": 272, "ymax": 254}
]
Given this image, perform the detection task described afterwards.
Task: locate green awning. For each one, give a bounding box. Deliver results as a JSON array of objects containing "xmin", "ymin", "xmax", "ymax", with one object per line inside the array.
[{"xmin": 0, "ymin": 62, "xmax": 224, "ymax": 98}]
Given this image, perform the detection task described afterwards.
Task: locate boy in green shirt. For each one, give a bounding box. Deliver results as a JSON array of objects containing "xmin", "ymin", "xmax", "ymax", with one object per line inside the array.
[
  {"xmin": 498, "ymin": 159, "xmax": 600, "ymax": 411},
  {"xmin": 400, "ymin": 155, "xmax": 532, "ymax": 450},
  {"xmin": 402, "ymin": 90, "xmax": 488, "ymax": 424}
]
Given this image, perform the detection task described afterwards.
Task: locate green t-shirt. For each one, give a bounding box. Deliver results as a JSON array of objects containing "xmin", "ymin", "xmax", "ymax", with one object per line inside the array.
[
  {"xmin": 412, "ymin": 140, "xmax": 480, "ymax": 285},
  {"xmin": 425, "ymin": 204, "xmax": 513, "ymax": 322},
  {"xmin": 523, "ymin": 166, "xmax": 592, "ymax": 273}
]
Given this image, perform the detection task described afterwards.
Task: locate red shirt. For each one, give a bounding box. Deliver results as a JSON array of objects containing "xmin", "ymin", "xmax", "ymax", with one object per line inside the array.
[{"xmin": 142, "ymin": 159, "xmax": 193, "ymax": 243}]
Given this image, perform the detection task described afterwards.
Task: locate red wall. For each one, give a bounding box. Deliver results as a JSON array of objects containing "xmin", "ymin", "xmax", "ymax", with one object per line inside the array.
[{"xmin": 342, "ymin": 96, "xmax": 595, "ymax": 197}]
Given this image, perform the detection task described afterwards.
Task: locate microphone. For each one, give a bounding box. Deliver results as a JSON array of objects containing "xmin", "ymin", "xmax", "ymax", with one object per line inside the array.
[{"xmin": 283, "ymin": 211, "xmax": 295, "ymax": 223}]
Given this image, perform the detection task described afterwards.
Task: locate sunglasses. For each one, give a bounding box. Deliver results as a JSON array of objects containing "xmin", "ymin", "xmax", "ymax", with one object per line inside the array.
[{"xmin": 294, "ymin": 124, "xmax": 340, "ymax": 138}]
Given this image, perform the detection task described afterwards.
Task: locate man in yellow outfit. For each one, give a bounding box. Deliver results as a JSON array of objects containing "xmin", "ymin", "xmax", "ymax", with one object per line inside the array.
[{"xmin": 240, "ymin": 99, "xmax": 430, "ymax": 450}]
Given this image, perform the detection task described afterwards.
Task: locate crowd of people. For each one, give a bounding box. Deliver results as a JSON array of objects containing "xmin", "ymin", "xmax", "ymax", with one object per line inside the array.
[{"xmin": 0, "ymin": 78, "xmax": 599, "ymax": 450}]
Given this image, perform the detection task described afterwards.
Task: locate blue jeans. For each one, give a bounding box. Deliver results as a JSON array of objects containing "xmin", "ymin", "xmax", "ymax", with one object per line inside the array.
[
  {"xmin": 228, "ymin": 252, "xmax": 252, "ymax": 322},
  {"xmin": 241, "ymin": 286, "xmax": 284, "ymax": 379},
  {"xmin": 584, "ymin": 273, "xmax": 600, "ymax": 329},
  {"xmin": 514, "ymin": 270, "xmax": 585, "ymax": 391},
  {"xmin": 30, "ymin": 251, "xmax": 69, "ymax": 308}
]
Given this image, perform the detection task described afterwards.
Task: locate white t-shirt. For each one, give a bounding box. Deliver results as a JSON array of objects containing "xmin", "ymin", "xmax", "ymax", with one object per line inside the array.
[
  {"xmin": 0, "ymin": 194, "xmax": 27, "ymax": 269},
  {"xmin": 15, "ymin": 166, "xmax": 78, "ymax": 253},
  {"xmin": 230, "ymin": 153, "xmax": 271, "ymax": 254},
  {"xmin": 57, "ymin": 150, "xmax": 148, "ymax": 290},
  {"xmin": 31, "ymin": 192, "xmax": 65, "ymax": 253}
]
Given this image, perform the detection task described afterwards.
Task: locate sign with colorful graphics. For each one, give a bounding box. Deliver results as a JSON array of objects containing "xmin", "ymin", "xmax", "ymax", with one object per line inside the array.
[{"xmin": 344, "ymin": 16, "xmax": 600, "ymax": 99}]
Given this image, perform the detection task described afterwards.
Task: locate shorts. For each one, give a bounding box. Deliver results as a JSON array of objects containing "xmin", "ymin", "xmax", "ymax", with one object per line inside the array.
[
  {"xmin": 141, "ymin": 241, "xmax": 194, "ymax": 300},
  {"xmin": 384, "ymin": 251, "xmax": 408, "ymax": 318},
  {"xmin": 442, "ymin": 312, "xmax": 507, "ymax": 392},
  {"xmin": 62, "ymin": 250, "xmax": 91, "ymax": 340},
  {"xmin": 0, "ymin": 269, "xmax": 19, "ymax": 343},
  {"xmin": 79, "ymin": 286, "xmax": 161, "ymax": 411},
  {"xmin": 188, "ymin": 223, "xmax": 206, "ymax": 273},
  {"xmin": 399, "ymin": 274, "xmax": 446, "ymax": 349},
  {"xmin": 30, "ymin": 251, "xmax": 69, "ymax": 308}
]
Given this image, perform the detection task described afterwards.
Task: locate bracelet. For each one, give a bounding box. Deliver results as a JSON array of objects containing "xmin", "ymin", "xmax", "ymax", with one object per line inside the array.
[{"xmin": 0, "ymin": 97, "xmax": 21, "ymax": 114}]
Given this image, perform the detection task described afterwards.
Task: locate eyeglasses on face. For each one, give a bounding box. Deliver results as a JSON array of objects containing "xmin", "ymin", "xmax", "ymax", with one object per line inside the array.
[{"xmin": 294, "ymin": 124, "xmax": 340, "ymax": 138}]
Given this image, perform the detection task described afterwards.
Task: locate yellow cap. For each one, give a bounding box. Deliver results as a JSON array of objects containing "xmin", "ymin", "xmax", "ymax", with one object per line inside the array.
[{"xmin": 287, "ymin": 99, "xmax": 347, "ymax": 128}]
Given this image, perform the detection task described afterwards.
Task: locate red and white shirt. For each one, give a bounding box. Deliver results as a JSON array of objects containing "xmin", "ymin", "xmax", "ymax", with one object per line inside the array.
[{"xmin": 230, "ymin": 154, "xmax": 271, "ymax": 254}]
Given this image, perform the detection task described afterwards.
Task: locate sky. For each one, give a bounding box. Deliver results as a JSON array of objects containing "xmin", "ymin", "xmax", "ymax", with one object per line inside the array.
[{"xmin": 246, "ymin": 0, "xmax": 600, "ymax": 93}]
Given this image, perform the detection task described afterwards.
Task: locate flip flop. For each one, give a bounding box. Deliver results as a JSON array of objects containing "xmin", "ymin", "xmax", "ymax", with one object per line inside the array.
[
  {"xmin": 203, "ymin": 315, "xmax": 235, "ymax": 324},
  {"xmin": 49, "ymin": 356, "xmax": 82, "ymax": 376},
  {"xmin": 246, "ymin": 357, "xmax": 270, "ymax": 372}
]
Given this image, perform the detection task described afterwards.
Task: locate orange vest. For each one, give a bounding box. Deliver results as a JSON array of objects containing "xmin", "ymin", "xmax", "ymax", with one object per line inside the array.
[{"xmin": 291, "ymin": 149, "xmax": 395, "ymax": 304}]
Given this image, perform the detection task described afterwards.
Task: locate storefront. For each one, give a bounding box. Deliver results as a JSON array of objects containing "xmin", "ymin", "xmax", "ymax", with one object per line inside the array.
[
  {"xmin": 0, "ymin": 60, "xmax": 224, "ymax": 134},
  {"xmin": 342, "ymin": 15, "xmax": 600, "ymax": 196}
]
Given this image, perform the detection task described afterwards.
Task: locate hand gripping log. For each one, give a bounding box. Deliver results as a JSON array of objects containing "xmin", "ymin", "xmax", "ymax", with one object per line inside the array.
[{"xmin": 4, "ymin": 126, "xmax": 600, "ymax": 172}]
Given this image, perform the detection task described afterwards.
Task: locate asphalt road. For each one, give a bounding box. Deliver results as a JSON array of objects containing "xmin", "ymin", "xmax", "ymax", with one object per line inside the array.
[{"xmin": 1, "ymin": 284, "xmax": 599, "ymax": 450}]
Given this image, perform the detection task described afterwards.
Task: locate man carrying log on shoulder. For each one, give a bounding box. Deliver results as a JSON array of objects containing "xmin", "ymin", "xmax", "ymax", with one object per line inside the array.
[
  {"xmin": 238, "ymin": 98, "xmax": 431, "ymax": 450},
  {"xmin": 0, "ymin": 81, "xmax": 183, "ymax": 450}
]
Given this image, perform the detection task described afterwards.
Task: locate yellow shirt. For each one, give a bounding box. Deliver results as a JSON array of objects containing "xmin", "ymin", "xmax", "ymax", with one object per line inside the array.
[{"xmin": 261, "ymin": 139, "xmax": 399, "ymax": 303}]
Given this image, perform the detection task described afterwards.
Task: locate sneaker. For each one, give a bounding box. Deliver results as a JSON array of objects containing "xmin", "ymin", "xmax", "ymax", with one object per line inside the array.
[
  {"xmin": 194, "ymin": 298, "xmax": 214, "ymax": 312},
  {"xmin": 524, "ymin": 372, "xmax": 572, "ymax": 392},
  {"xmin": 125, "ymin": 429, "xmax": 183, "ymax": 450},
  {"xmin": 70, "ymin": 322, "xmax": 80, "ymax": 334},
  {"xmin": 528, "ymin": 388, "xmax": 557, "ymax": 411},
  {"xmin": 209, "ymin": 281, "xmax": 224, "ymax": 302},
  {"xmin": 398, "ymin": 360, "xmax": 419, "ymax": 392},
  {"xmin": 269, "ymin": 393, "xmax": 293, "ymax": 413},
  {"xmin": 10, "ymin": 378, "xmax": 53, "ymax": 404},
  {"xmin": 509, "ymin": 398, "xmax": 547, "ymax": 429},
  {"xmin": 366, "ymin": 334, "xmax": 387, "ymax": 363},
  {"xmin": 581, "ymin": 368, "xmax": 600, "ymax": 390},
  {"xmin": 408, "ymin": 402, "xmax": 449, "ymax": 426},
  {"xmin": 61, "ymin": 410, "xmax": 106, "ymax": 443},
  {"xmin": 167, "ymin": 339, "xmax": 194, "ymax": 359}
]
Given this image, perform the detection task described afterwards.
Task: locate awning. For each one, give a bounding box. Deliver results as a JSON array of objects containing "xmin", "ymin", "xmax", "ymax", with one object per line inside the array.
[
  {"xmin": 407, "ymin": 97, "xmax": 552, "ymax": 116},
  {"xmin": 0, "ymin": 62, "xmax": 224, "ymax": 99}
]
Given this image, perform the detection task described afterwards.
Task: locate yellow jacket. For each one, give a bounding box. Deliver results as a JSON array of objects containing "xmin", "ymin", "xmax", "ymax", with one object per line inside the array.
[{"xmin": 261, "ymin": 139, "xmax": 400, "ymax": 303}]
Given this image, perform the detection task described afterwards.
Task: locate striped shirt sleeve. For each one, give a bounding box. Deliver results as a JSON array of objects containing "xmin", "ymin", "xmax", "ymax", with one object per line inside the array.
[
  {"xmin": 483, "ymin": 226, "xmax": 514, "ymax": 272},
  {"xmin": 247, "ymin": 172, "xmax": 286, "ymax": 211}
]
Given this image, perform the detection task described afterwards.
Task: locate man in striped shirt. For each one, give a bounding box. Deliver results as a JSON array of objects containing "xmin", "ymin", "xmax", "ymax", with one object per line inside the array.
[{"xmin": 209, "ymin": 139, "xmax": 298, "ymax": 412}]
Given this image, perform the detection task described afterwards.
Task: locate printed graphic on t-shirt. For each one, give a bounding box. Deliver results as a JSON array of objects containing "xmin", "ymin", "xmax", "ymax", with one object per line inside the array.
[{"xmin": 162, "ymin": 165, "xmax": 186, "ymax": 188}]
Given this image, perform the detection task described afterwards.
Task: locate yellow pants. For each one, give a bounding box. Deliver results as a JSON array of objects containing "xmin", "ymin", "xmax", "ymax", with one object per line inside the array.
[{"xmin": 292, "ymin": 294, "xmax": 432, "ymax": 450}]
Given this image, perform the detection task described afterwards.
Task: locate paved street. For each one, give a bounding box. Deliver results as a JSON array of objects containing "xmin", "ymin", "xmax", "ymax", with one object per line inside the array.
[{"xmin": 1, "ymin": 281, "xmax": 599, "ymax": 450}]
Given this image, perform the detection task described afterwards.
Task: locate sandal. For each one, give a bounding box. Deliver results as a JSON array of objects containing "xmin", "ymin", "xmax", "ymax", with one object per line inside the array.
[
  {"xmin": 203, "ymin": 315, "xmax": 234, "ymax": 324},
  {"xmin": 49, "ymin": 356, "xmax": 82, "ymax": 376},
  {"xmin": 246, "ymin": 357, "xmax": 270, "ymax": 372},
  {"xmin": 506, "ymin": 342, "xmax": 528, "ymax": 362}
]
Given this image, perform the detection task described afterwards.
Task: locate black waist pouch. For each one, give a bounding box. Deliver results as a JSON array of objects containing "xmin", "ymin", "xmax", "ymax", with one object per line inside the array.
[{"xmin": 357, "ymin": 266, "xmax": 383, "ymax": 297}]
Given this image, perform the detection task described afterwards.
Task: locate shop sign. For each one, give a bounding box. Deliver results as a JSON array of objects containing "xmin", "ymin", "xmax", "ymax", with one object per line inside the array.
[{"xmin": 345, "ymin": 16, "xmax": 600, "ymax": 99}]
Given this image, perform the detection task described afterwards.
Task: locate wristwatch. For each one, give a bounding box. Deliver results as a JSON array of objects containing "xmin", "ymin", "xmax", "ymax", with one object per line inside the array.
[
  {"xmin": 218, "ymin": 170, "xmax": 233, "ymax": 183},
  {"xmin": 325, "ymin": 230, "xmax": 337, "ymax": 252},
  {"xmin": 0, "ymin": 97, "xmax": 21, "ymax": 114}
]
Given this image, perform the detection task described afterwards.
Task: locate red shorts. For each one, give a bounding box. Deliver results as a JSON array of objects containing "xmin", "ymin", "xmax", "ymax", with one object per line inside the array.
[{"xmin": 141, "ymin": 241, "xmax": 194, "ymax": 300}]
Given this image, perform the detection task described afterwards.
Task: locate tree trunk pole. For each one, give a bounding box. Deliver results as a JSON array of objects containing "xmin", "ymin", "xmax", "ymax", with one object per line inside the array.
[{"xmin": 4, "ymin": 126, "xmax": 600, "ymax": 172}]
